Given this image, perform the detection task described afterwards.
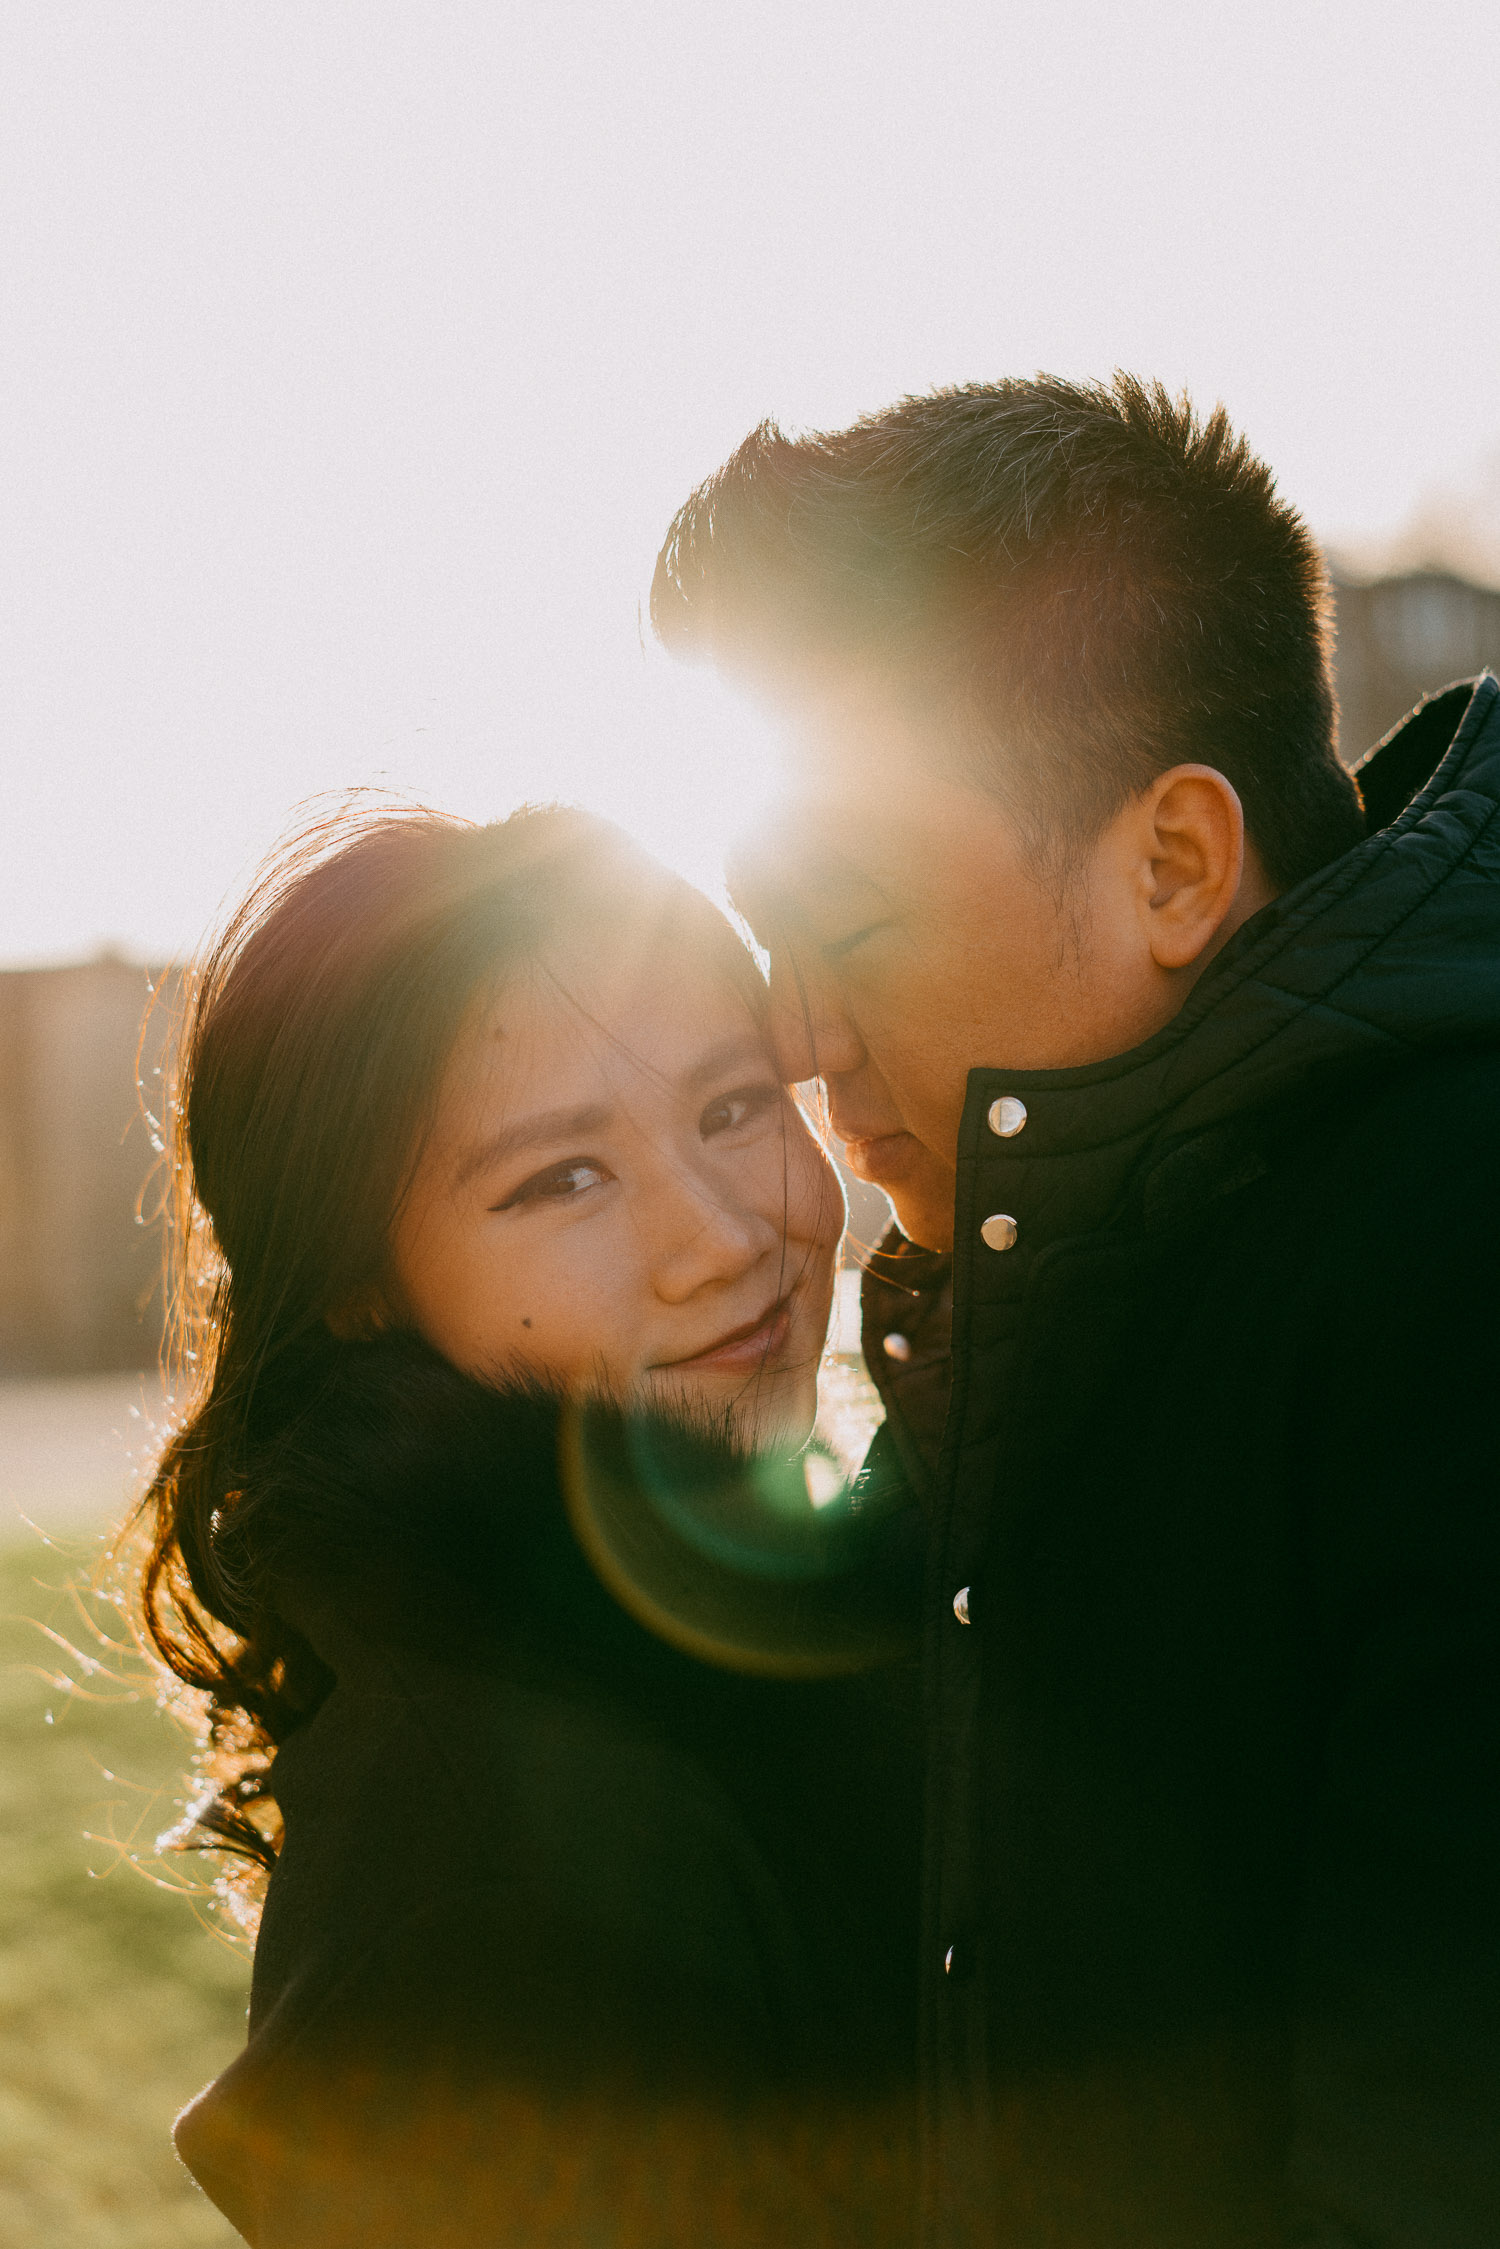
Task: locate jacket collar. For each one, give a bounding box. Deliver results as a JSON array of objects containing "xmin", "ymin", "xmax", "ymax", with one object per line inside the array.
[{"xmin": 951, "ymin": 673, "xmax": 1500, "ymax": 1293}]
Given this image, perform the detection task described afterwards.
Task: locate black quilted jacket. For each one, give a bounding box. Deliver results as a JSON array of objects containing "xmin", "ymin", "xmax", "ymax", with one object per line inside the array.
[{"xmin": 861, "ymin": 676, "xmax": 1500, "ymax": 2249}]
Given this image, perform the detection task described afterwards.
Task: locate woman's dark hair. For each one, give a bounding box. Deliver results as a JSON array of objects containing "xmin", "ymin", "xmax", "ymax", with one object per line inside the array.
[
  {"xmin": 652, "ymin": 374, "xmax": 1365, "ymax": 892},
  {"xmin": 135, "ymin": 799, "xmax": 766, "ymax": 1912}
]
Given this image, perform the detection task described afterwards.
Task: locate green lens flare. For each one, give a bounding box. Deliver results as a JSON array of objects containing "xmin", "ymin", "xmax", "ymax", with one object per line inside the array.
[{"xmin": 560, "ymin": 1406, "xmax": 919, "ymax": 1679}]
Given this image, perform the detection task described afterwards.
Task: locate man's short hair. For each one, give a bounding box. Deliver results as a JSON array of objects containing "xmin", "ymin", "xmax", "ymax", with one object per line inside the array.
[{"xmin": 651, "ymin": 376, "xmax": 1365, "ymax": 893}]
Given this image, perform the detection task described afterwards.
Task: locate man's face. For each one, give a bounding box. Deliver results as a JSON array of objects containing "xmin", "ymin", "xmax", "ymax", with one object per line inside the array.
[{"xmin": 730, "ymin": 680, "xmax": 1174, "ymax": 1252}]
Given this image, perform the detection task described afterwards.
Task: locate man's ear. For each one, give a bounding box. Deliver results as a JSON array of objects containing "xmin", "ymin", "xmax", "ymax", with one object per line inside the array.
[{"xmin": 1138, "ymin": 765, "xmax": 1257, "ymax": 972}]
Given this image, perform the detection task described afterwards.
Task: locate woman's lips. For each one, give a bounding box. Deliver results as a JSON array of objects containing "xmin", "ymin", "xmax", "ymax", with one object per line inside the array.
[{"xmin": 656, "ymin": 1295, "xmax": 794, "ymax": 1375}]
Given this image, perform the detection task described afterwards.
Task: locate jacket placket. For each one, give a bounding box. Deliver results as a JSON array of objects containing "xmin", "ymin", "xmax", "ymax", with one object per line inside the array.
[{"xmin": 920, "ymin": 1078, "xmax": 1046, "ymax": 2249}]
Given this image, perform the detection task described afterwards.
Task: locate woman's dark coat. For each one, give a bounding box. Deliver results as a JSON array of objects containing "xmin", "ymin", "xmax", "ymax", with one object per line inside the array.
[
  {"xmin": 862, "ymin": 676, "xmax": 1500, "ymax": 2249},
  {"xmin": 176, "ymin": 1363, "xmax": 924, "ymax": 2248}
]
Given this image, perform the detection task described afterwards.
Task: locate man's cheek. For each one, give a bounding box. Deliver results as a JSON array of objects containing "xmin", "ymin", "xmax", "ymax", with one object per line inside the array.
[{"xmin": 893, "ymin": 1042, "xmax": 968, "ymax": 1143}]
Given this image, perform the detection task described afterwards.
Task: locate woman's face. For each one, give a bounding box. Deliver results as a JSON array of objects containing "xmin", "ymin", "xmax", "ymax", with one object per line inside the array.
[{"xmin": 387, "ymin": 915, "xmax": 843, "ymax": 1447}]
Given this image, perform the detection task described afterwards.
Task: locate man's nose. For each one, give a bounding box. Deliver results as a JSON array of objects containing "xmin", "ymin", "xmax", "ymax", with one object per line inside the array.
[
  {"xmin": 767, "ymin": 954, "xmax": 866, "ymax": 1085},
  {"xmin": 649, "ymin": 1163, "xmax": 780, "ymax": 1306}
]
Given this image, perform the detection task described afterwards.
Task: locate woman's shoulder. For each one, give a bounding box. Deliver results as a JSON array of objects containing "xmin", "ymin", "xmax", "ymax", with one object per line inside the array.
[
  {"xmin": 176, "ymin": 1659, "xmax": 819, "ymax": 2239},
  {"xmin": 256, "ymin": 1646, "xmax": 808, "ymax": 2041}
]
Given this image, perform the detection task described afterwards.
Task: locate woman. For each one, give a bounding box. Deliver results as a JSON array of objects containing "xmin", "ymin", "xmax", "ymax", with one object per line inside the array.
[{"xmin": 140, "ymin": 802, "xmax": 922, "ymax": 2247}]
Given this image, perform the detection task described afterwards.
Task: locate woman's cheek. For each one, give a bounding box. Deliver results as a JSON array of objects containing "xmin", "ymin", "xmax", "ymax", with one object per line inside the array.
[
  {"xmin": 524, "ymin": 1259, "xmax": 638, "ymax": 1398},
  {"xmin": 787, "ymin": 1139, "xmax": 845, "ymax": 1254}
]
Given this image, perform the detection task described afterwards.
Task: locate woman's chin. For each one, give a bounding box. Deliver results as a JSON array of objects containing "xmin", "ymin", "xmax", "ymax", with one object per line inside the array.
[
  {"xmin": 640, "ymin": 1365, "xmax": 818, "ymax": 1455},
  {"xmin": 727, "ymin": 1373, "xmax": 821, "ymax": 1455}
]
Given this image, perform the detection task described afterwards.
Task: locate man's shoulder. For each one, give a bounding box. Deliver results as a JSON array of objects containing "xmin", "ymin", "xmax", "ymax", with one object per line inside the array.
[
  {"xmin": 1308, "ymin": 1043, "xmax": 1500, "ymax": 1199},
  {"xmin": 1265, "ymin": 1043, "xmax": 1500, "ymax": 1332}
]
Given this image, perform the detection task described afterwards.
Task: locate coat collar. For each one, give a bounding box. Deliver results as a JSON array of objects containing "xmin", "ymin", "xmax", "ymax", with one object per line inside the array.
[{"xmin": 951, "ymin": 673, "xmax": 1500, "ymax": 1296}]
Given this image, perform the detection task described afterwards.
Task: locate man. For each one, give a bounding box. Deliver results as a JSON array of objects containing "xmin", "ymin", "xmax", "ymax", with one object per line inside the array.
[{"xmin": 652, "ymin": 379, "xmax": 1500, "ymax": 2248}]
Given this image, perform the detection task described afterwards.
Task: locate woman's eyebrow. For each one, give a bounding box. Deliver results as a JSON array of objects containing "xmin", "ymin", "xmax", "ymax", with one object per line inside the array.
[
  {"xmin": 680, "ymin": 1034, "xmax": 770, "ymax": 1094},
  {"xmin": 455, "ymin": 1040, "xmax": 768, "ymax": 1187},
  {"xmin": 455, "ymin": 1103, "xmax": 612, "ymax": 1186}
]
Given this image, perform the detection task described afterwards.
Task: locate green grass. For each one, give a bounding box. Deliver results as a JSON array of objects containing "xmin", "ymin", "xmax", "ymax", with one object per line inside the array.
[{"xmin": 0, "ymin": 1533, "xmax": 250, "ymax": 2249}]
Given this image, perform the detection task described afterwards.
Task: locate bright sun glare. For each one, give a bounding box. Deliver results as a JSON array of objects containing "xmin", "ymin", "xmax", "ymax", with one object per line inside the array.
[{"xmin": 561, "ymin": 660, "xmax": 790, "ymax": 910}]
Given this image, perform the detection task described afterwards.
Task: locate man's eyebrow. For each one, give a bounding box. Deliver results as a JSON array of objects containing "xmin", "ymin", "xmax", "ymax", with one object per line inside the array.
[
  {"xmin": 454, "ymin": 1103, "xmax": 612, "ymax": 1187},
  {"xmin": 732, "ymin": 864, "xmax": 887, "ymax": 943}
]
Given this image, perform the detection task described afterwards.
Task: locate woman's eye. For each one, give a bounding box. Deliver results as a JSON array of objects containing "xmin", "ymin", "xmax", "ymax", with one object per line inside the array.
[
  {"xmin": 497, "ymin": 1159, "xmax": 611, "ymax": 1211},
  {"xmin": 821, "ymin": 919, "xmax": 891, "ymax": 962},
  {"xmin": 700, "ymin": 1083, "xmax": 780, "ymax": 1138}
]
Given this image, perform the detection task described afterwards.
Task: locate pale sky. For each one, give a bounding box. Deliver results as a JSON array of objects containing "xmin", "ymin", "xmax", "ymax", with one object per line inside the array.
[{"xmin": 4, "ymin": 0, "xmax": 1499, "ymax": 966}]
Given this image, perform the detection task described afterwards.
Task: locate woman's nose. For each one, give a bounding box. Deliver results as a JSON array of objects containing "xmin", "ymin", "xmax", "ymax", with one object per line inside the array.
[{"xmin": 649, "ymin": 1168, "xmax": 780, "ymax": 1305}]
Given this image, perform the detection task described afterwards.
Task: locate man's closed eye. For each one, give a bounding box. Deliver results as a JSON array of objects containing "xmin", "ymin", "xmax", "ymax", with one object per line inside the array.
[{"xmin": 821, "ymin": 920, "xmax": 893, "ymax": 962}]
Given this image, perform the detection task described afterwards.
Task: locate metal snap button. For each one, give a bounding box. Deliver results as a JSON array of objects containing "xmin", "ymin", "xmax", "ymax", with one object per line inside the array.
[
  {"xmin": 953, "ymin": 1585, "xmax": 971, "ymax": 1625},
  {"xmin": 980, "ymin": 1212, "xmax": 1018, "ymax": 1253},
  {"xmin": 881, "ymin": 1332, "xmax": 912, "ymax": 1363},
  {"xmin": 987, "ymin": 1095, "xmax": 1027, "ymax": 1138}
]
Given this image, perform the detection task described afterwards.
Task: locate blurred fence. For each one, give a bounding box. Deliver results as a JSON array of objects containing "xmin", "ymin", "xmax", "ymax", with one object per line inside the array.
[
  {"xmin": 0, "ymin": 959, "xmax": 176, "ymax": 1377},
  {"xmin": 1332, "ymin": 568, "xmax": 1500, "ymax": 763}
]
